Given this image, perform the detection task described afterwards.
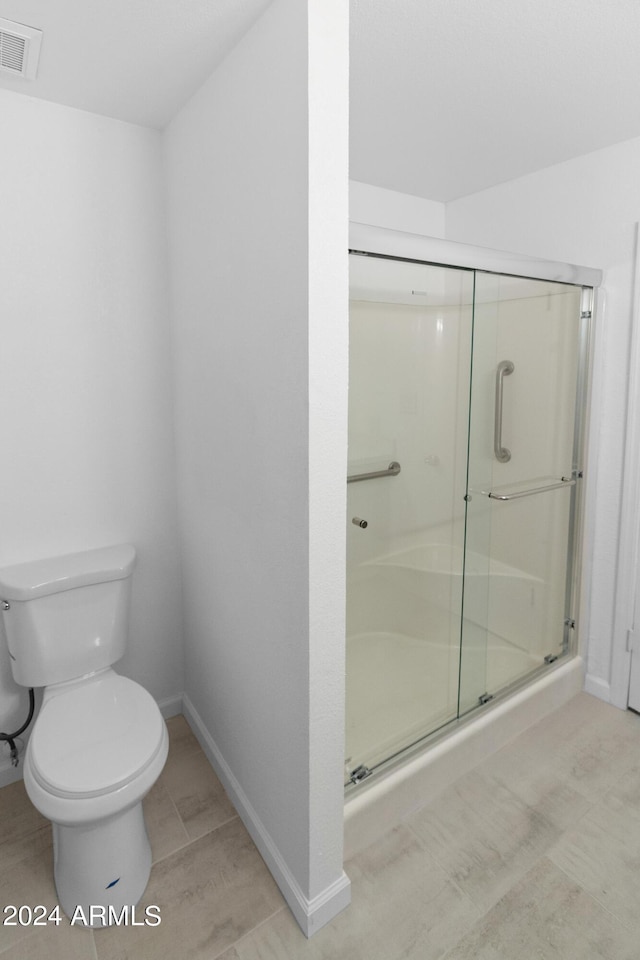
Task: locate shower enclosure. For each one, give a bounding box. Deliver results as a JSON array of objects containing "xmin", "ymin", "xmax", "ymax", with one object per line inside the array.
[{"xmin": 345, "ymin": 228, "xmax": 596, "ymax": 785}]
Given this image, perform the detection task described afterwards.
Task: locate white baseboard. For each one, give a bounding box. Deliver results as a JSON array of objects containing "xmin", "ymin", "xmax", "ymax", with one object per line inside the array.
[
  {"xmin": 584, "ymin": 672, "xmax": 611, "ymax": 702},
  {"xmin": 157, "ymin": 693, "xmax": 184, "ymax": 719},
  {"xmin": 182, "ymin": 694, "xmax": 350, "ymax": 938}
]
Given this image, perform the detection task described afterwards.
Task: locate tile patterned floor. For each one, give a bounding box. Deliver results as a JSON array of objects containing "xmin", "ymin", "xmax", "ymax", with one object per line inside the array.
[{"xmin": 1, "ymin": 693, "xmax": 640, "ymax": 959}]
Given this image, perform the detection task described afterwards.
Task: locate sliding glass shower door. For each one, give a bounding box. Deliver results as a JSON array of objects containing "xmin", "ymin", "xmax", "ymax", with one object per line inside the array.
[
  {"xmin": 346, "ymin": 255, "xmax": 474, "ymax": 777},
  {"xmin": 459, "ymin": 274, "xmax": 583, "ymax": 714},
  {"xmin": 346, "ymin": 251, "xmax": 590, "ymax": 785}
]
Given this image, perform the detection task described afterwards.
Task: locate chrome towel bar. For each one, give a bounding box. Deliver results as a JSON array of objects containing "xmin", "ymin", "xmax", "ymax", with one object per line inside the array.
[
  {"xmin": 487, "ymin": 477, "xmax": 576, "ymax": 501},
  {"xmin": 347, "ymin": 461, "xmax": 401, "ymax": 484}
]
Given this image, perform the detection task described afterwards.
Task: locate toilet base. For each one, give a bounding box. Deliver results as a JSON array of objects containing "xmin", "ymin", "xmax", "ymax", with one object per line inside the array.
[{"xmin": 53, "ymin": 801, "xmax": 152, "ymax": 926}]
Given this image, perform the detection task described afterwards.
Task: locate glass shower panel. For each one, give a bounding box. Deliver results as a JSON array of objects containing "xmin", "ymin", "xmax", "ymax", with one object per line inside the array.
[
  {"xmin": 345, "ymin": 255, "xmax": 474, "ymax": 777},
  {"xmin": 459, "ymin": 273, "xmax": 582, "ymax": 715}
]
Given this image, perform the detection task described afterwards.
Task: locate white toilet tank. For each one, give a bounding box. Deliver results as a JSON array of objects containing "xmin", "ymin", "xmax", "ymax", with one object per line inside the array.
[{"xmin": 0, "ymin": 544, "xmax": 136, "ymax": 688}]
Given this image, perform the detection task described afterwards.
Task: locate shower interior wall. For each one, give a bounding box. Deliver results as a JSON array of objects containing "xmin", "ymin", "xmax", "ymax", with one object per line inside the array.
[{"xmin": 348, "ymin": 271, "xmax": 579, "ymax": 603}]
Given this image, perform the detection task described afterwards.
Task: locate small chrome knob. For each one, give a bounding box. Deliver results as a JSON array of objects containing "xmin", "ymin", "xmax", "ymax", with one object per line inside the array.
[
  {"xmin": 352, "ymin": 517, "xmax": 368, "ymax": 529},
  {"xmin": 1, "ymin": 601, "xmax": 10, "ymax": 611}
]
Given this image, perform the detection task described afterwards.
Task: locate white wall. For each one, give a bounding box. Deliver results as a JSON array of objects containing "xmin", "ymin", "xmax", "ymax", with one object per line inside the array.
[
  {"xmin": 0, "ymin": 90, "xmax": 184, "ymax": 778},
  {"xmin": 350, "ymin": 180, "xmax": 446, "ymax": 238},
  {"xmin": 163, "ymin": 0, "xmax": 349, "ymax": 936},
  {"xmin": 447, "ymin": 135, "xmax": 640, "ymax": 707}
]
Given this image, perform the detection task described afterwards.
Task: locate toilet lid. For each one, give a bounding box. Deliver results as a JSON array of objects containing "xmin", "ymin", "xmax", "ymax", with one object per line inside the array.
[{"xmin": 29, "ymin": 673, "xmax": 165, "ymax": 799}]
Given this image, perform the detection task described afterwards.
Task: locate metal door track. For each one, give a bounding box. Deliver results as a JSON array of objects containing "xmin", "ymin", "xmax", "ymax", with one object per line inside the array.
[{"xmin": 349, "ymin": 764, "xmax": 373, "ymax": 785}]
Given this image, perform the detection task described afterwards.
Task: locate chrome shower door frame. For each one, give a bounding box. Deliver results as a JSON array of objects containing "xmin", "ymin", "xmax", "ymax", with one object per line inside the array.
[{"xmin": 346, "ymin": 223, "xmax": 601, "ymax": 790}]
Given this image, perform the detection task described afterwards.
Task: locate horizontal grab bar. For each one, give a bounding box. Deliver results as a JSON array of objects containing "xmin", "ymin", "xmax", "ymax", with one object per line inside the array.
[
  {"xmin": 347, "ymin": 461, "xmax": 401, "ymax": 484},
  {"xmin": 487, "ymin": 477, "xmax": 576, "ymax": 501}
]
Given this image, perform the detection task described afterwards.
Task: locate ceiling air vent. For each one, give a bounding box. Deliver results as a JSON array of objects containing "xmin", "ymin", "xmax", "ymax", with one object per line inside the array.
[{"xmin": 0, "ymin": 19, "xmax": 42, "ymax": 80}]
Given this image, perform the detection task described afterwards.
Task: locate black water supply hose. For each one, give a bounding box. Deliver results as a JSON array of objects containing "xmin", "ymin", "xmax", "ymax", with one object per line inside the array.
[{"xmin": 1, "ymin": 688, "xmax": 35, "ymax": 767}]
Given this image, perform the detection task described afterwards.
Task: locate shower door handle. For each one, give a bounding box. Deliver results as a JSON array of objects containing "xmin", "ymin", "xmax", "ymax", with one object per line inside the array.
[
  {"xmin": 487, "ymin": 477, "xmax": 576, "ymax": 500},
  {"xmin": 494, "ymin": 360, "xmax": 514, "ymax": 463}
]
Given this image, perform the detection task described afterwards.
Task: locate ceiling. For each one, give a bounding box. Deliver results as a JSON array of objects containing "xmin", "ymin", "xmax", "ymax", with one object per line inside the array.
[
  {"xmin": 350, "ymin": 0, "xmax": 640, "ymax": 200},
  {"xmin": 0, "ymin": 0, "xmax": 272, "ymax": 129},
  {"xmin": 2, "ymin": 0, "xmax": 640, "ymax": 202}
]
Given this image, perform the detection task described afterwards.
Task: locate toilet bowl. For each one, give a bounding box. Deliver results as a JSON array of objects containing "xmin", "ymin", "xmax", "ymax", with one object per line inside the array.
[
  {"xmin": 0, "ymin": 544, "xmax": 168, "ymax": 925},
  {"xmin": 24, "ymin": 669, "xmax": 168, "ymax": 921}
]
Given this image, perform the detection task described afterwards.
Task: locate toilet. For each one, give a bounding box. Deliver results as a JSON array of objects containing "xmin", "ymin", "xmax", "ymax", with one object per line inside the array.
[{"xmin": 0, "ymin": 544, "xmax": 168, "ymax": 925}]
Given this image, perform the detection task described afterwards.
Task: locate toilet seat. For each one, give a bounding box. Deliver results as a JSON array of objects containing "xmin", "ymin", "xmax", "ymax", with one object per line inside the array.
[{"xmin": 29, "ymin": 673, "xmax": 165, "ymax": 799}]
